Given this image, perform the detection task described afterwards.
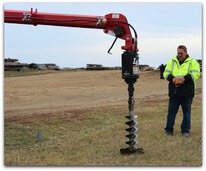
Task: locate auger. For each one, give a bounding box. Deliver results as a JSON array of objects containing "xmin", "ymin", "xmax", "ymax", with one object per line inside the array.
[
  {"xmin": 120, "ymin": 52, "xmax": 144, "ymax": 155},
  {"xmin": 4, "ymin": 8, "xmax": 143, "ymax": 155}
]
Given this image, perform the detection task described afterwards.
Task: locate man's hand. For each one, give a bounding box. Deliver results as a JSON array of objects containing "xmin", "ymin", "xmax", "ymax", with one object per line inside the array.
[
  {"xmin": 172, "ymin": 77, "xmax": 185, "ymax": 87},
  {"xmin": 178, "ymin": 77, "xmax": 185, "ymax": 84}
]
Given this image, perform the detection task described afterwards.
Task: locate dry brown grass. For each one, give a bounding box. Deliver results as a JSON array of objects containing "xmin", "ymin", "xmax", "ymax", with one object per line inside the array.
[{"xmin": 4, "ymin": 70, "xmax": 202, "ymax": 166}]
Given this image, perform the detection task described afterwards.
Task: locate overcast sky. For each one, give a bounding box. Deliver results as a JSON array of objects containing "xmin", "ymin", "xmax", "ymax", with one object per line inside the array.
[{"xmin": 4, "ymin": 2, "xmax": 202, "ymax": 68}]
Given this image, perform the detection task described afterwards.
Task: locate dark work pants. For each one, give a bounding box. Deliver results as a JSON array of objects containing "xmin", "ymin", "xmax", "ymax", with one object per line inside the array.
[{"xmin": 165, "ymin": 97, "xmax": 193, "ymax": 134}]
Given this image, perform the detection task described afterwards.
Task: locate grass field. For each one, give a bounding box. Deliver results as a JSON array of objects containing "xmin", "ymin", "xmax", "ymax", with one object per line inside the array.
[{"xmin": 4, "ymin": 70, "xmax": 202, "ymax": 166}]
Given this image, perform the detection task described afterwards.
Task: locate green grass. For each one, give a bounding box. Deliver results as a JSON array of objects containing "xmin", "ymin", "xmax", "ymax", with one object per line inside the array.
[{"xmin": 4, "ymin": 97, "xmax": 202, "ymax": 166}]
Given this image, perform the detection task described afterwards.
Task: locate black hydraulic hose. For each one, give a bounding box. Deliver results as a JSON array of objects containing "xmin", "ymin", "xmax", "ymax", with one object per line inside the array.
[
  {"xmin": 5, "ymin": 16, "xmax": 98, "ymax": 23},
  {"xmin": 107, "ymin": 19, "xmax": 137, "ymax": 39},
  {"xmin": 5, "ymin": 15, "xmax": 138, "ymax": 52},
  {"xmin": 5, "ymin": 16, "xmax": 137, "ymax": 39}
]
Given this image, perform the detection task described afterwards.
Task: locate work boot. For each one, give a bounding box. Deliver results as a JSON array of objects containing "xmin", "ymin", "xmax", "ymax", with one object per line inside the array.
[
  {"xmin": 182, "ymin": 132, "xmax": 190, "ymax": 137},
  {"xmin": 165, "ymin": 131, "xmax": 173, "ymax": 136}
]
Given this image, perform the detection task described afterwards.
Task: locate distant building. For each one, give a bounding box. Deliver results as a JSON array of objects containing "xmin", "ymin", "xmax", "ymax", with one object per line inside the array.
[
  {"xmin": 4, "ymin": 58, "xmax": 60, "ymax": 71},
  {"xmin": 29, "ymin": 63, "xmax": 60, "ymax": 70},
  {"xmin": 86, "ymin": 64, "xmax": 104, "ymax": 70},
  {"xmin": 139, "ymin": 65, "xmax": 154, "ymax": 71},
  {"xmin": 4, "ymin": 58, "xmax": 29, "ymax": 71},
  {"xmin": 4, "ymin": 58, "xmax": 18, "ymax": 63}
]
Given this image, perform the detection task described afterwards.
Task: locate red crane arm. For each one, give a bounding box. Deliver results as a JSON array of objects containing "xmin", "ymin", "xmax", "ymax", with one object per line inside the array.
[
  {"xmin": 4, "ymin": 8, "xmax": 137, "ymax": 52},
  {"xmin": 4, "ymin": 8, "xmax": 141, "ymax": 154}
]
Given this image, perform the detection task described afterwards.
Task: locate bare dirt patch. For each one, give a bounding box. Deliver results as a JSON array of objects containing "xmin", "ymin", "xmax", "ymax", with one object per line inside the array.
[{"xmin": 4, "ymin": 70, "xmax": 202, "ymax": 123}]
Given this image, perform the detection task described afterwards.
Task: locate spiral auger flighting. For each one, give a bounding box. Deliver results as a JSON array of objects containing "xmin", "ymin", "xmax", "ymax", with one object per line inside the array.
[
  {"xmin": 121, "ymin": 50, "xmax": 143, "ymax": 154},
  {"xmin": 120, "ymin": 82, "xmax": 144, "ymax": 155}
]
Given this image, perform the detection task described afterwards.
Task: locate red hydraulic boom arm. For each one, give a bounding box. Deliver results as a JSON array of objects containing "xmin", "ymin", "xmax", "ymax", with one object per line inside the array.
[
  {"xmin": 4, "ymin": 8, "xmax": 138, "ymax": 52},
  {"xmin": 4, "ymin": 8, "xmax": 143, "ymax": 155}
]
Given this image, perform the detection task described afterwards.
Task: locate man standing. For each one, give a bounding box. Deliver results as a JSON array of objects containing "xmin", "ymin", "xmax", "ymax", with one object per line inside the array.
[{"xmin": 163, "ymin": 45, "xmax": 200, "ymax": 136}]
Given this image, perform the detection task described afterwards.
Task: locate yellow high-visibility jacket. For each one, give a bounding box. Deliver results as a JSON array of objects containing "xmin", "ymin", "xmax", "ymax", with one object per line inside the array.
[{"xmin": 163, "ymin": 56, "xmax": 200, "ymax": 97}]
